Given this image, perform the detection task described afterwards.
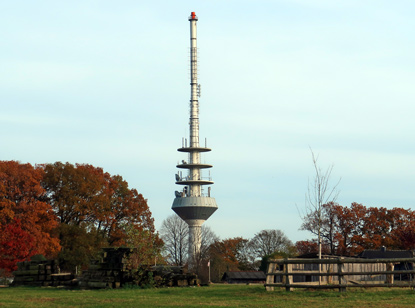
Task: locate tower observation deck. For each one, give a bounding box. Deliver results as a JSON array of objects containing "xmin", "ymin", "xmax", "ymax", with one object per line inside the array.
[{"xmin": 171, "ymin": 12, "xmax": 218, "ymax": 268}]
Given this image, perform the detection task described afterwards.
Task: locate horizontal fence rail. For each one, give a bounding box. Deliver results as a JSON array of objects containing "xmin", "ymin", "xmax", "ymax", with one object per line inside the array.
[{"xmin": 265, "ymin": 257, "xmax": 415, "ymax": 292}]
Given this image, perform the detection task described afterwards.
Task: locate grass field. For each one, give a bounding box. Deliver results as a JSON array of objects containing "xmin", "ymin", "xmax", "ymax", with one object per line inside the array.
[{"xmin": 1, "ymin": 284, "xmax": 415, "ymax": 308}]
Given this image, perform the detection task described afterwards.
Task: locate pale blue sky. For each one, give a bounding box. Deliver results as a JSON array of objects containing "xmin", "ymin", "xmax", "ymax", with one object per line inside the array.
[{"xmin": 1, "ymin": 1, "xmax": 415, "ymax": 243}]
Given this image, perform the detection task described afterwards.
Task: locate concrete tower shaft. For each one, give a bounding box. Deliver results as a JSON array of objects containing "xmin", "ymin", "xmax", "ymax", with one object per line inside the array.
[
  {"xmin": 189, "ymin": 12, "xmax": 201, "ymax": 197},
  {"xmin": 190, "ymin": 12, "xmax": 199, "ymax": 149},
  {"xmin": 172, "ymin": 12, "xmax": 218, "ymax": 268}
]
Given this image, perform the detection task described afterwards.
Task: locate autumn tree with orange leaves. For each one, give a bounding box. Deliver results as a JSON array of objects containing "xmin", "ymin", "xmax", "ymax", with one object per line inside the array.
[
  {"xmin": 0, "ymin": 160, "xmax": 162, "ymax": 274},
  {"xmin": 208, "ymin": 237, "xmax": 250, "ymax": 282},
  {"xmin": 41, "ymin": 162, "xmax": 162, "ymax": 271},
  {"xmin": 0, "ymin": 161, "xmax": 60, "ymax": 273},
  {"xmin": 301, "ymin": 202, "xmax": 415, "ymax": 256}
]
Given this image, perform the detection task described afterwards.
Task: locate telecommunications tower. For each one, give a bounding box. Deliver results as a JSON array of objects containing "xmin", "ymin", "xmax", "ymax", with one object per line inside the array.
[{"xmin": 172, "ymin": 12, "xmax": 218, "ymax": 268}]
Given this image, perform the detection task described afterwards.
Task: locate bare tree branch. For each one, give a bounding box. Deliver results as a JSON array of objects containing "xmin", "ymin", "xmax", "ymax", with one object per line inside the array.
[
  {"xmin": 303, "ymin": 148, "xmax": 341, "ymax": 260},
  {"xmin": 160, "ymin": 214, "xmax": 188, "ymax": 266}
]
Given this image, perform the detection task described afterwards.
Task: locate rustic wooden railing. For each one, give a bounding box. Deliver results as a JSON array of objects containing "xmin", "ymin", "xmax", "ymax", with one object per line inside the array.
[{"xmin": 265, "ymin": 257, "xmax": 415, "ymax": 292}]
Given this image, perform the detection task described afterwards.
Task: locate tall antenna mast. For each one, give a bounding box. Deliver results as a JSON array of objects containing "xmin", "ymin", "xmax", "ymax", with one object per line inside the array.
[{"xmin": 171, "ymin": 12, "xmax": 218, "ymax": 270}]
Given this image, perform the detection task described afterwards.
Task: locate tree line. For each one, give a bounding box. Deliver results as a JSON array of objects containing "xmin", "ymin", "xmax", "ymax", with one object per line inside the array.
[
  {"xmin": 3, "ymin": 160, "xmax": 415, "ymax": 283},
  {"xmin": 300, "ymin": 202, "xmax": 415, "ymax": 256},
  {"xmin": 161, "ymin": 201, "xmax": 415, "ymax": 282},
  {"xmin": 160, "ymin": 215, "xmax": 295, "ymax": 282},
  {"xmin": 0, "ymin": 161, "xmax": 162, "ymax": 274}
]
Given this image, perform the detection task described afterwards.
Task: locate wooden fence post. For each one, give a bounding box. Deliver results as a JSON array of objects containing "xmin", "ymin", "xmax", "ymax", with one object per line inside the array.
[
  {"xmin": 266, "ymin": 261, "xmax": 277, "ymax": 291},
  {"xmin": 386, "ymin": 263, "xmax": 394, "ymax": 285},
  {"xmin": 327, "ymin": 264, "xmax": 333, "ymax": 284},
  {"xmin": 285, "ymin": 262, "xmax": 293, "ymax": 292},
  {"xmin": 337, "ymin": 258, "xmax": 346, "ymax": 293}
]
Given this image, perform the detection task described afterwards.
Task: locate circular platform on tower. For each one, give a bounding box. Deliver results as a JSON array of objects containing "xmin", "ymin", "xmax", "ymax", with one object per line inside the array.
[
  {"xmin": 176, "ymin": 163, "xmax": 213, "ymax": 169},
  {"xmin": 177, "ymin": 147, "xmax": 211, "ymax": 153},
  {"xmin": 175, "ymin": 180, "xmax": 214, "ymax": 185}
]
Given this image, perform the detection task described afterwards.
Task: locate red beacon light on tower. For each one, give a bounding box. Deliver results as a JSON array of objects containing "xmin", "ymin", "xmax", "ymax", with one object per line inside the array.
[{"xmin": 189, "ymin": 11, "xmax": 198, "ymax": 21}]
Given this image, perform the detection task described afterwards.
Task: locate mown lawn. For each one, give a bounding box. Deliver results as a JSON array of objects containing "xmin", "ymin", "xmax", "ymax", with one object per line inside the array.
[{"xmin": 1, "ymin": 284, "xmax": 415, "ymax": 308}]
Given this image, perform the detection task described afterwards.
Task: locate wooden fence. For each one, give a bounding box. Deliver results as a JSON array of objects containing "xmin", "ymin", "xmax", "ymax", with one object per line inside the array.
[{"xmin": 265, "ymin": 257, "xmax": 415, "ymax": 292}]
